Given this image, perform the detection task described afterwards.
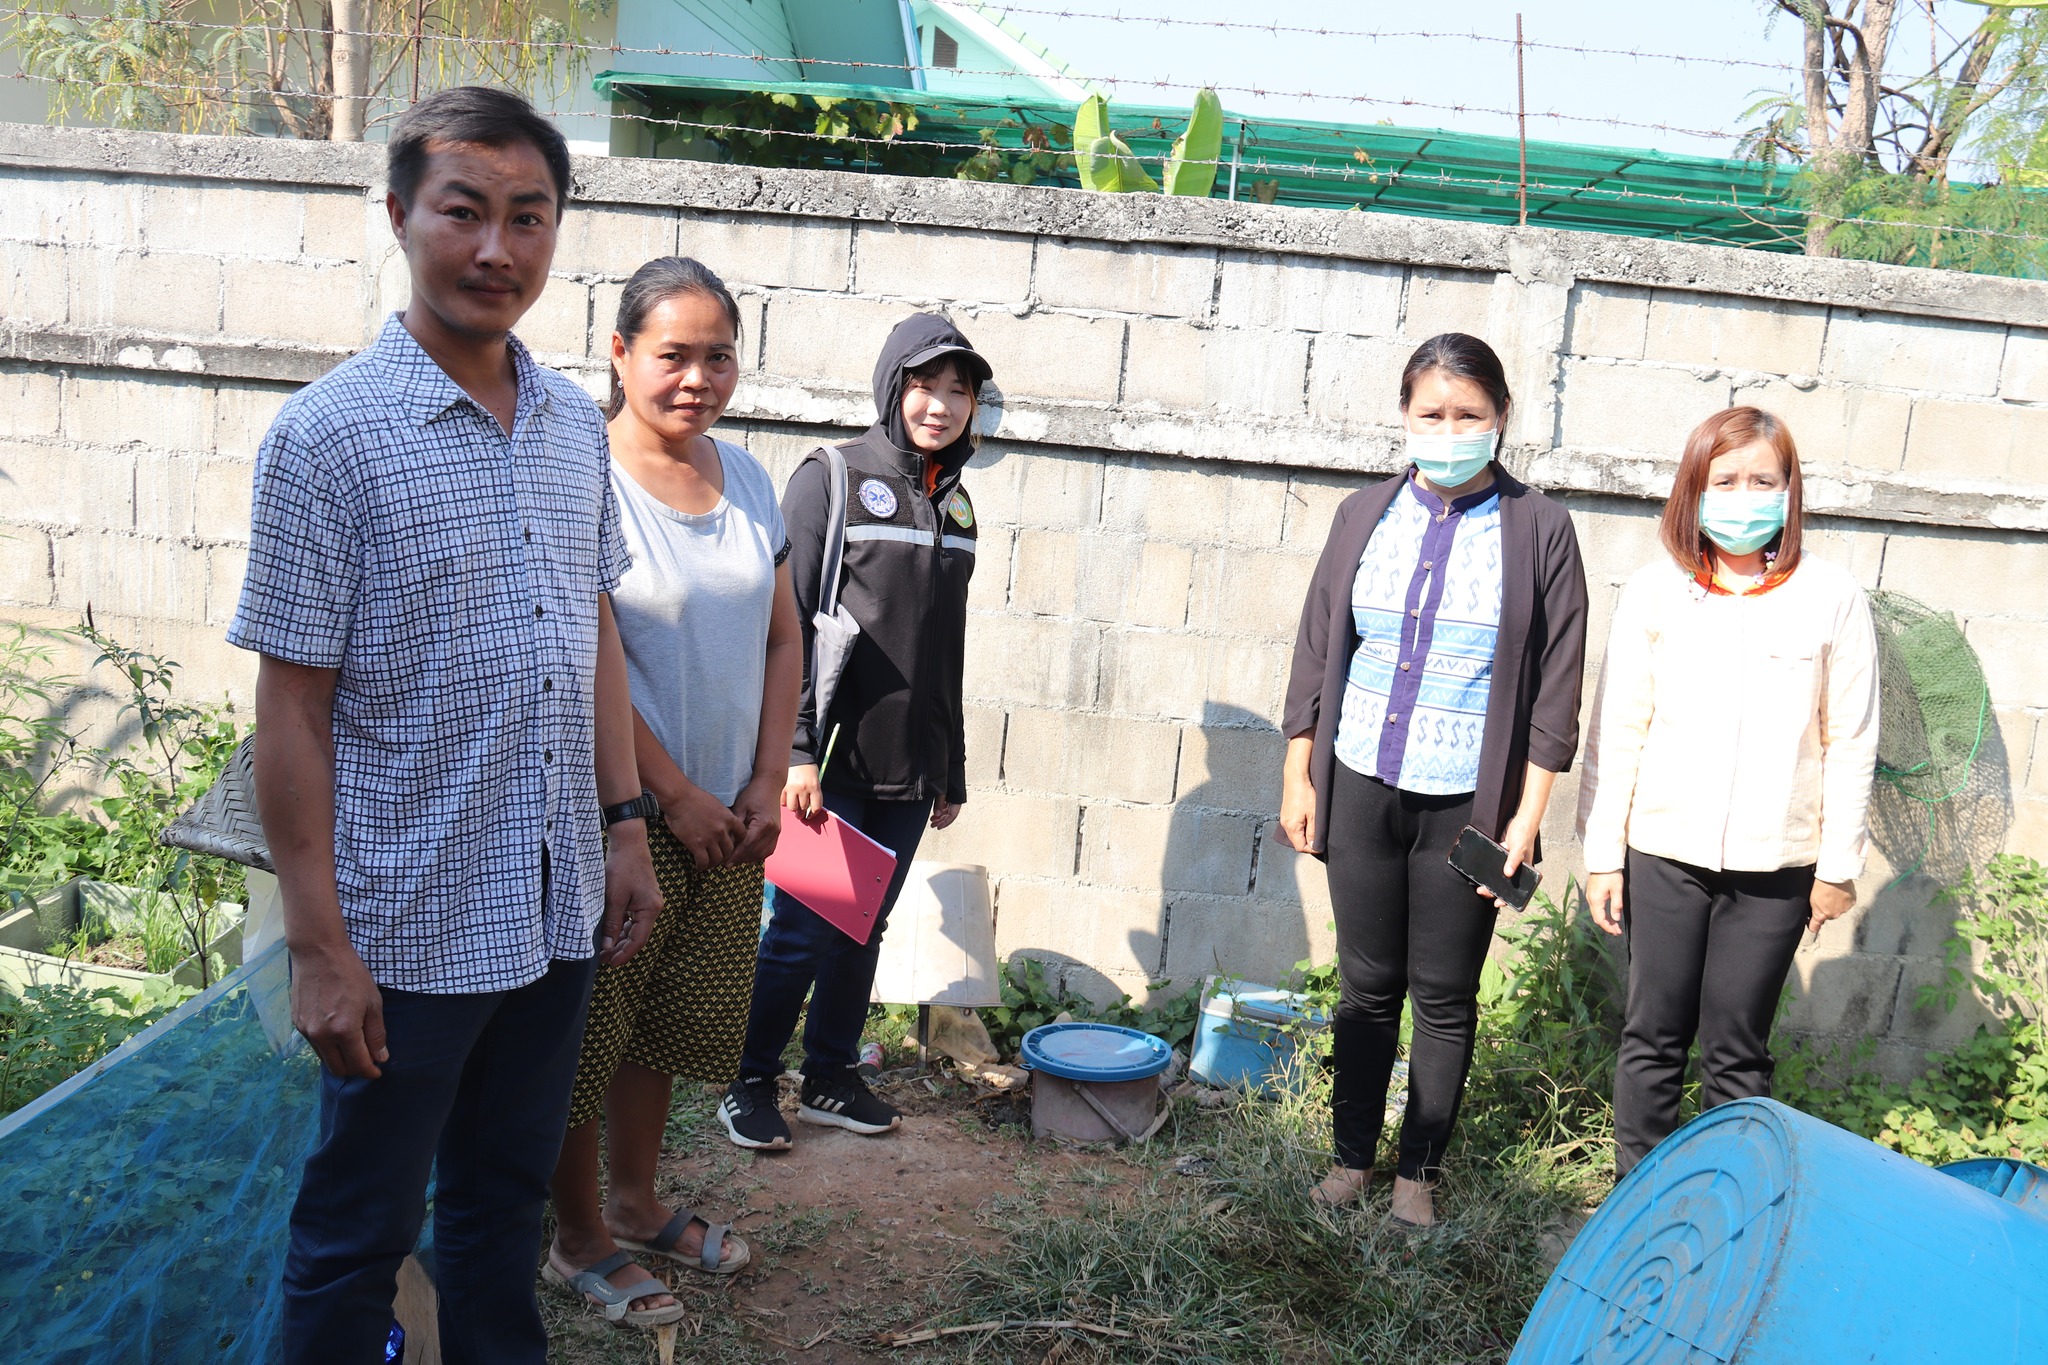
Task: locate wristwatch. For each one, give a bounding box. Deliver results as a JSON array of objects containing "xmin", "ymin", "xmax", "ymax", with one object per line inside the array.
[{"xmin": 601, "ymin": 789, "xmax": 661, "ymax": 829}]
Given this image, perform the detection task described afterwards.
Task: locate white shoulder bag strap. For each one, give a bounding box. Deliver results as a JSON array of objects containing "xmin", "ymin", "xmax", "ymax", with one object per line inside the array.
[{"xmin": 809, "ymin": 446, "xmax": 861, "ymax": 748}]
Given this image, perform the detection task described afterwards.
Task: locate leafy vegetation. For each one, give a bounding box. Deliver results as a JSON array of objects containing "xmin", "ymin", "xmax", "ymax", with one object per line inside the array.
[
  {"xmin": 1777, "ymin": 854, "xmax": 2048, "ymax": 1165},
  {"xmin": 622, "ymin": 85, "xmax": 1230, "ymax": 197},
  {"xmin": 0, "ymin": 978, "xmax": 189, "ymax": 1116},
  {"xmin": 2, "ymin": 618, "xmax": 242, "ymax": 913},
  {"xmin": 0, "ymin": 618, "xmax": 245, "ymax": 1111},
  {"xmin": 1073, "ymin": 88, "xmax": 1223, "ymax": 197},
  {"xmin": 1738, "ymin": 2, "xmax": 2048, "ymax": 274},
  {"xmin": 620, "ymin": 86, "xmax": 1089, "ymax": 190},
  {"xmin": 980, "ymin": 955, "xmax": 1203, "ymax": 1058},
  {"xmin": 1, "ymin": 0, "xmax": 610, "ymax": 139}
]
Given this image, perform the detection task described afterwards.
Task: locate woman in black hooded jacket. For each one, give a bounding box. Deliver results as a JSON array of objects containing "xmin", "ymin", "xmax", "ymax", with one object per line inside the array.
[{"xmin": 719, "ymin": 313, "xmax": 990, "ymax": 1150}]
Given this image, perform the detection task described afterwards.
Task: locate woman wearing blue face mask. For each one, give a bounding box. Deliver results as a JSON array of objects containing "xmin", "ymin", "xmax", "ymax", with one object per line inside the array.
[
  {"xmin": 1577, "ymin": 405, "xmax": 1879, "ymax": 1177},
  {"xmin": 1280, "ymin": 333, "xmax": 1590, "ymax": 1225}
]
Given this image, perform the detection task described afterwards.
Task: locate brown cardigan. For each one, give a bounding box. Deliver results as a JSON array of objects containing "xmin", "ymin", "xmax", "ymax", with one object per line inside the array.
[{"xmin": 1282, "ymin": 464, "xmax": 1590, "ymax": 854}]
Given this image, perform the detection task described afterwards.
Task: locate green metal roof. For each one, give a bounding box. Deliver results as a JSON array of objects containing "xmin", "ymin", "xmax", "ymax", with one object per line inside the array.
[{"xmin": 592, "ymin": 72, "xmax": 1803, "ymax": 251}]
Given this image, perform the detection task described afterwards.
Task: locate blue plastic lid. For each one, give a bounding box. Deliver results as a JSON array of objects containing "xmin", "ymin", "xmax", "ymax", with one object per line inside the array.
[{"xmin": 1020, "ymin": 1022, "xmax": 1171, "ymax": 1082}]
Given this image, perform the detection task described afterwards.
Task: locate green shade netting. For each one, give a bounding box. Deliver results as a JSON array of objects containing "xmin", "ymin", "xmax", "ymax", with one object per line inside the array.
[{"xmin": 1869, "ymin": 590, "xmax": 1995, "ymax": 886}]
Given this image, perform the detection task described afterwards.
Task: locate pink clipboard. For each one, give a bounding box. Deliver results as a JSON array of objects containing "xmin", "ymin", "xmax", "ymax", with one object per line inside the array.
[{"xmin": 763, "ymin": 811, "xmax": 898, "ymax": 945}]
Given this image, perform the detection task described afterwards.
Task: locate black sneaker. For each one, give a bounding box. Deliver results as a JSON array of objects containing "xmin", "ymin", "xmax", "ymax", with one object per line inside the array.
[
  {"xmin": 797, "ymin": 1065, "xmax": 902, "ymax": 1135},
  {"xmin": 719, "ymin": 1076, "xmax": 792, "ymax": 1150}
]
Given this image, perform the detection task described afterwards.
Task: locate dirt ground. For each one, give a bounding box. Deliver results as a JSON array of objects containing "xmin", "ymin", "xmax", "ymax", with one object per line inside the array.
[{"xmin": 541, "ymin": 1068, "xmax": 1133, "ymax": 1365}]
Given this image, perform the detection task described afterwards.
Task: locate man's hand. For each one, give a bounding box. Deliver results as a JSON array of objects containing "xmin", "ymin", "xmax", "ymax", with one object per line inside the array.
[
  {"xmin": 600, "ymin": 822, "xmax": 662, "ymax": 966},
  {"xmin": 730, "ymin": 773, "xmax": 786, "ymax": 864},
  {"xmin": 783, "ymin": 764, "xmax": 824, "ymax": 822},
  {"xmin": 1809, "ymin": 879, "xmax": 1855, "ymax": 935},
  {"xmin": 662, "ymin": 777, "xmax": 745, "ymax": 869},
  {"xmin": 1586, "ymin": 871, "xmax": 1625, "ymax": 937},
  {"xmin": 291, "ymin": 940, "xmax": 388, "ymax": 1079},
  {"xmin": 931, "ymin": 798, "xmax": 961, "ymax": 831}
]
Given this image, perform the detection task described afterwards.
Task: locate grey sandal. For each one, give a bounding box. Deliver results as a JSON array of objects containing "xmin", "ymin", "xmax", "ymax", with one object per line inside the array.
[
  {"xmin": 614, "ymin": 1208, "xmax": 750, "ymax": 1275},
  {"xmin": 542, "ymin": 1248, "xmax": 687, "ymax": 1326}
]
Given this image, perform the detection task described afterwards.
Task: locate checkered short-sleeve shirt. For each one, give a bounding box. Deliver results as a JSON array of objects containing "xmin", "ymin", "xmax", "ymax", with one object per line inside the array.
[{"xmin": 228, "ymin": 314, "xmax": 630, "ymax": 994}]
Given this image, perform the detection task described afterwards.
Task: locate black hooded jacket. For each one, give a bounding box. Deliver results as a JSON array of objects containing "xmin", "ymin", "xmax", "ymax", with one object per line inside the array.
[{"xmin": 783, "ymin": 314, "xmax": 990, "ymax": 805}]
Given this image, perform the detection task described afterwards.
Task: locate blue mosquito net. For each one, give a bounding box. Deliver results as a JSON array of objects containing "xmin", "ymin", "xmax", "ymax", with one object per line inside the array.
[{"xmin": 0, "ymin": 942, "xmax": 321, "ymax": 1361}]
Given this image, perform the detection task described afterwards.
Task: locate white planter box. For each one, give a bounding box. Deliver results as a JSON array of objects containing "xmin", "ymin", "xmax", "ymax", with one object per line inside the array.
[{"xmin": 0, "ymin": 879, "xmax": 245, "ymax": 997}]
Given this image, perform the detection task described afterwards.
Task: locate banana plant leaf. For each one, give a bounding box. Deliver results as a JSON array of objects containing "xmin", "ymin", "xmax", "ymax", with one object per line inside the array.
[
  {"xmin": 1085, "ymin": 134, "xmax": 1158, "ymax": 192},
  {"xmin": 1073, "ymin": 92, "xmax": 1111, "ymax": 190},
  {"xmin": 1162, "ymin": 87, "xmax": 1223, "ymax": 197}
]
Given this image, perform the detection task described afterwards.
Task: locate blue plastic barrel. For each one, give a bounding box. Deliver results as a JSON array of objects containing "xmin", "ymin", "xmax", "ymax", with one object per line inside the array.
[{"xmin": 1510, "ymin": 1098, "xmax": 2048, "ymax": 1364}]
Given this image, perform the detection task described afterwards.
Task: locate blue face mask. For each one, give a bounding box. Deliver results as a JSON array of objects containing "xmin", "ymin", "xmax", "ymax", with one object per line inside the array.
[
  {"xmin": 1698, "ymin": 490, "xmax": 1789, "ymax": 555},
  {"xmin": 1406, "ymin": 428, "xmax": 1496, "ymax": 489}
]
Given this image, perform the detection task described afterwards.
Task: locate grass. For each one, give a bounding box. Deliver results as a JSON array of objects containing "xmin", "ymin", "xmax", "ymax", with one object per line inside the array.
[
  {"xmin": 938, "ymin": 1073, "xmax": 1608, "ymax": 1365},
  {"xmin": 925, "ymin": 892, "xmax": 1629, "ymax": 1364}
]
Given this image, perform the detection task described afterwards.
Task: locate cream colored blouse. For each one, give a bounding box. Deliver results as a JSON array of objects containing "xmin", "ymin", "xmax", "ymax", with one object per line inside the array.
[{"xmin": 1576, "ymin": 555, "xmax": 1879, "ymax": 885}]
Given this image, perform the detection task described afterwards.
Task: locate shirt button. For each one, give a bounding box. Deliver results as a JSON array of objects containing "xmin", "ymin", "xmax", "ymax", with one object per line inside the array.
[
  {"xmin": 543, "ymin": 678, "xmax": 553, "ymax": 691},
  {"xmin": 1400, "ymin": 662, "xmax": 1411, "ymax": 671},
  {"xmin": 524, "ymin": 526, "xmax": 533, "ymax": 542},
  {"xmin": 534, "ymin": 605, "xmax": 545, "ymax": 619},
  {"xmin": 544, "ymin": 749, "xmax": 554, "ymax": 764},
  {"xmin": 1410, "ymin": 609, "xmax": 1420, "ymax": 619},
  {"xmin": 1424, "ymin": 561, "xmax": 1434, "ymax": 570},
  {"xmin": 1388, "ymin": 713, "xmax": 1400, "ymax": 723}
]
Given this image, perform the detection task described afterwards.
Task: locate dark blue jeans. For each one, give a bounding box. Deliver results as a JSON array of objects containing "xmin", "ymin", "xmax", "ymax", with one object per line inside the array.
[
  {"xmin": 739, "ymin": 789, "xmax": 932, "ymax": 1079},
  {"xmin": 282, "ymin": 953, "xmax": 596, "ymax": 1365}
]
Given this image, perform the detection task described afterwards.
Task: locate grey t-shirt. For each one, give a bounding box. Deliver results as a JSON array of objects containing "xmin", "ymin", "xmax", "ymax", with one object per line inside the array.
[{"xmin": 610, "ymin": 440, "xmax": 788, "ymax": 807}]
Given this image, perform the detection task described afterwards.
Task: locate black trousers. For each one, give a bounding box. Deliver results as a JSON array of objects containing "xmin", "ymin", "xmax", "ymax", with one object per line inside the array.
[
  {"xmin": 282, "ymin": 954, "xmax": 597, "ymax": 1365},
  {"xmin": 1613, "ymin": 849, "xmax": 1814, "ymax": 1176},
  {"xmin": 1324, "ymin": 761, "xmax": 1498, "ymax": 1181}
]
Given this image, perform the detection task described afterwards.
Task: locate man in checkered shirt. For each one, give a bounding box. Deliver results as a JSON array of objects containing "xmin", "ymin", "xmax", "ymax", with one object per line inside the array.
[{"xmin": 228, "ymin": 88, "xmax": 663, "ymax": 1363}]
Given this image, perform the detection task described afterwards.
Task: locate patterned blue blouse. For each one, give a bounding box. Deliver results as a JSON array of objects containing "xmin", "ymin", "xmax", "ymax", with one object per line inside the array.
[{"xmin": 1333, "ymin": 473, "xmax": 1504, "ymax": 795}]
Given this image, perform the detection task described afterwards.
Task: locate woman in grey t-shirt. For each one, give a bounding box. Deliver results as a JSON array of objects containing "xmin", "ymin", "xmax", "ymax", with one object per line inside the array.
[{"xmin": 545, "ymin": 259, "xmax": 801, "ymax": 1326}]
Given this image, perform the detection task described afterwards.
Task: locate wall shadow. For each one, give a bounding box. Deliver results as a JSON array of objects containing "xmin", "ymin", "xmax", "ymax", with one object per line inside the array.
[{"xmin": 1071, "ymin": 701, "xmax": 1306, "ymax": 1005}]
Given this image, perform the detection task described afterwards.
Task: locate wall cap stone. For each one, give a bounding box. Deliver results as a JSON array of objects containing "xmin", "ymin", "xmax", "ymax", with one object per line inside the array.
[{"xmin": 8, "ymin": 124, "xmax": 2048, "ymax": 328}]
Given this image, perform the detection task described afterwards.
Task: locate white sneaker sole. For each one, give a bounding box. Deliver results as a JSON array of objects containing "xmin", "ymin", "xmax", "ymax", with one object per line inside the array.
[
  {"xmin": 718, "ymin": 1101, "xmax": 792, "ymax": 1151},
  {"xmin": 797, "ymin": 1103, "xmax": 900, "ymax": 1135}
]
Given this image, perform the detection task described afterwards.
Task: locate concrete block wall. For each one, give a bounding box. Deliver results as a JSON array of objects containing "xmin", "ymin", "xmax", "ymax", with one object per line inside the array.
[{"xmin": 7, "ymin": 127, "xmax": 2048, "ymax": 1074}]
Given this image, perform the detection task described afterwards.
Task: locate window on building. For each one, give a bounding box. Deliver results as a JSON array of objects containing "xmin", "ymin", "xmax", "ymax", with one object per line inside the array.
[{"xmin": 932, "ymin": 26, "xmax": 959, "ymax": 68}]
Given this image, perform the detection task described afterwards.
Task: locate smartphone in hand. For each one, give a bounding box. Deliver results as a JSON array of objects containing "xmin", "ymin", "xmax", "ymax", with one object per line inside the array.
[{"xmin": 1447, "ymin": 825, "xmax": 1539, "ymax": 909}]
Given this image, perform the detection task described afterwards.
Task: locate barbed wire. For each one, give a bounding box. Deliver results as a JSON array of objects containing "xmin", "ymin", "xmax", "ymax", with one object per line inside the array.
[
  {"xmin": 956, "ymin": 2, "xmax": 2048, "ymax": 100},
  {"xmin": 958, "ymin": 4, "xmax": 1806, "ymax": 75},
  {"xmin": 0, "ymin": 0, "xmax": 2016, "ymax": 92},
  {"xmin": 14, "ymin": 66, "xmax": 2043, "ymax": 251},
  {"xmin": 0, "ymin": 6, "xmax": 2033, "ymax": 179}
]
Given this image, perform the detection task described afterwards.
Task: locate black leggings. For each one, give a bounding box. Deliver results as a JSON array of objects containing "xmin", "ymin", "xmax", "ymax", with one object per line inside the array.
[
  {"xmin": 1324, "ymin": 761, "xmax": 1499, "ymax": 1181},
  {"xmin": 1613, "ymin": 849, "xmax": 1814, "ymax": 1176}
]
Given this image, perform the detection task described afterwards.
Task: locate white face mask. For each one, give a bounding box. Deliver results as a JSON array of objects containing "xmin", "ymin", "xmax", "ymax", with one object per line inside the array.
[{"xmin": 1405, "ymin": 427, "xmax": 1497, "ymax": 488}]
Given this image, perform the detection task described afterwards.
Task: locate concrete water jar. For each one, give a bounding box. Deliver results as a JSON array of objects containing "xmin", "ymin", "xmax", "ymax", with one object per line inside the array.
[
  {"xmin": 868, "ymin": 861, "xmax": 1000, "ymax": 1007},
  {"xmin": 1510, "ymin": 1097, "xmax": 2048, "ymax": 1364}
]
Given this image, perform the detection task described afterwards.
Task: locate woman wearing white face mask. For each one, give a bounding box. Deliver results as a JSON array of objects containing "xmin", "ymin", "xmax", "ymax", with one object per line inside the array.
[
  {"xmin": 1280, "ymin": 333, "xmax": 1589, "ymax": 1224},
  {"xmin": 1577, "ymin": 406, "xmax": 1878, "ymax": 1177}
]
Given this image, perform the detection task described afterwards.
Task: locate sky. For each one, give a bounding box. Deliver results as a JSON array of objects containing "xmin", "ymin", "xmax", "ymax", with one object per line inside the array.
[{"xmin": 992, "ymin": 0, "xmax": 2000, "ymax": 165}]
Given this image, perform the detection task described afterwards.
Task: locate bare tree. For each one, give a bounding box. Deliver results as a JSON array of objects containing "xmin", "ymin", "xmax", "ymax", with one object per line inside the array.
[
  {"xmin": 1778, "ymin": 0, "xmax": 1901, "ymax": 251},
  {"xmin": 1753, "ymin": 1, "xmax": 2048, "ymax": 260}
]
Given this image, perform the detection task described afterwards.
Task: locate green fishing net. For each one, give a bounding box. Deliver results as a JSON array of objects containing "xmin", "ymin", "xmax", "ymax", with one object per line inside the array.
[{"xmin": 1869, "ymin": 590, "xmax": 1996, "ymax": 887}]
